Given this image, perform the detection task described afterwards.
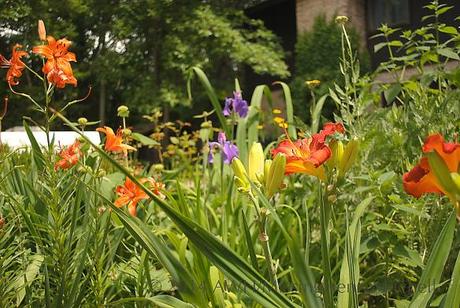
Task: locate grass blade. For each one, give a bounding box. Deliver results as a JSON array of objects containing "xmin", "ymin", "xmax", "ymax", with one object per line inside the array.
[{"xmin": 409, "ymin": 211, "xmax": 456, "ymax": 308}]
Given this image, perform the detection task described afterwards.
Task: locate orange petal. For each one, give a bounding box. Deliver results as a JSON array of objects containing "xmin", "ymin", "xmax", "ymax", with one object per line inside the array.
[{"xmin": 403, "ymin": 158, "xmax": 444, "ymax": 198}]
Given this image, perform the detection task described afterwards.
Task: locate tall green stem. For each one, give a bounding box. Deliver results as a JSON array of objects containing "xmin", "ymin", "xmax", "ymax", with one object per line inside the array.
[
  {"xmin": 249, "ymin": 192, "xmax": 279, "ymax": 291},
  {"xmin": 319, "ymin": 181, "xmax": 334, "ymax": 307}
]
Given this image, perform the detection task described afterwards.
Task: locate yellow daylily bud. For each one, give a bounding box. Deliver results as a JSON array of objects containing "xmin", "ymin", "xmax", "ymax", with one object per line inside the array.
[
  {"xmin": 231, "ymin": 158, "xmax": 250, "ymax": 192},
  {"xmin": 248, "ymin": 142, "xmax": 265, "ymax": 182},
  {"xmin": 265, "ymin": 154, "xmax": 286, "ymax": 199},
  {"xmin": 452, "ymin": 173, "xmax": 460, "ymax": 193},
  {"xmin": 263, "ymin": 159, "xmax": 272, "ymax": 186},
  {"xmin": 328, "ymin": 140, "xmax": 344, "ymax": 169},
  {"xmin": 338, "ymin": 138, "xmax": 360, "ymax": 177}
]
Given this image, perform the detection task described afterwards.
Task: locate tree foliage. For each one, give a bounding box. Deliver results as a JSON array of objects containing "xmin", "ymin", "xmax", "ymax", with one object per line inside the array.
[{"xmin": 0, "ymin": 0, "xmax": 288, "ymax": 128}]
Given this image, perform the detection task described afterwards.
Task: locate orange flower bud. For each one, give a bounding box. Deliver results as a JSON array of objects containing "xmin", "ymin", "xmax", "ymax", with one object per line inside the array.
[{"xmin": 38, "ymin": 20, "xmax": 46, "ymax": 41}]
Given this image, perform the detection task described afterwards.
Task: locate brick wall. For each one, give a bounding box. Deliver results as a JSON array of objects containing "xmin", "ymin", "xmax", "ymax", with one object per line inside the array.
[{"xmin": 296, "ymin": 0, "xmax": 367, "ymax": 47}]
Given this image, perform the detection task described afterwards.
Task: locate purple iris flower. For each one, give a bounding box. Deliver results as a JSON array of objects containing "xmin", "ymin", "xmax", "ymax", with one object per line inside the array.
[
  {"xmin": 208, "ymin": 132, "xmax": 239, "ymax": 164},
  {"xmin": 223, "ymin": 91, "xmax": 248, "ymax": 118}
]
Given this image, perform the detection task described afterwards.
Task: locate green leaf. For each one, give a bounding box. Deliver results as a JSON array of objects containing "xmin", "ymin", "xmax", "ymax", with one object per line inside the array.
[
  {"xmin": 311, "ymin": 94, "xmax": 328, "ymax": 134},
  {"xmin": 273, "ymin": 82, "xmax": 297, "ymax": 139},
  {"xmin": 189, "ymin": 67, "xmax": 231, "ymax": 137},
  {"xmin": 409, "ymin": 212, "xmax": 456, "ymax": 307},
  {"xmin": 437, "ymin": 48, "xmax": 460, "ymax": 60},
  {"xmin": 374, "ymin": 42, "xmax": 387, "ymax": 53},
  {"xmin": 439, "ymin": 26, "xmax": 458, "ymax": 35},
  {"xmin": 384, "ymin": 84, "xmax": 402, "ymax": 104},
  {"xmin": 391, "ymin": 203, "xmax": 430, "ymax": 219},
  {"xmin": 442, "ymin": 249, "xmax": 460, "ymax": 308},
  {"xmin": 131, "ymin": 132, "xmax": 159, "ymax": 146},
  {"xmin": 23, "ymin": 121, "xmax": 46, "ymax": 171},
  {"xmin": 337, "ymin": 197, "xmax": 373, "ymax": 308}
]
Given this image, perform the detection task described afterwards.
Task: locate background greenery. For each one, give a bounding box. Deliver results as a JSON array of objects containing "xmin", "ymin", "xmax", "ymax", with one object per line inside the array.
[{"xmin": 0, "ymin": 0, "xmax": 288, "ymax": 129}]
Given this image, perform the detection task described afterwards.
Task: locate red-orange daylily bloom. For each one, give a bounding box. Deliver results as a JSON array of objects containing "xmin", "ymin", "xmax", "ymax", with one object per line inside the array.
[
  {"xmin": 32, "ymin": 36, "xmax": 77, "ymax": 88},
  {"xmin": 96, "ymin": 126, "xmax": 136, "ymax": 155},
  {"xmin": 403, "ymin": 133, "xmax": 460, "ymax": 198},
  {"xmin": 272, "ymin": 122, "xmax": 345, "ymax": 179},
  {"xmin": 114, "ymin": 177, "xmax": 165, "ymax": 216},
  {"xmin": 0, "ymin": 44, "xmax": 28, "ymax": 86},
  {"xmin": 54, "ymin": 140, "xmax": 82, "ymax": 170}
]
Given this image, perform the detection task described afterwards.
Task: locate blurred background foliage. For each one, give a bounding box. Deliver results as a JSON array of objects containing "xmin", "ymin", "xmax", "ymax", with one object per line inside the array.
[{"xmin": 0, "ymin": 0, "xmax": 289, "ymax": 129}]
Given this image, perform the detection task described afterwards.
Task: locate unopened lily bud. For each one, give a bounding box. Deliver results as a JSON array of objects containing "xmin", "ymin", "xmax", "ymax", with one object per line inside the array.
[
  {"xmin": 117, "ymin": 105, "xmax": 129, "ymax": 117},
  {"xmin": 452, "ymin": 173, "xmax": 460, "ymax": 192},
  {"xmin": 231, "ymin": 158, "xmax": 250, "ymax": 192},
  {"xmin": 338, "ymin": 138, "xmax": 359, "ymax": 177},
  {"xmin": 38, "ymin": 20, "xmax": 46, "ymax": 41},
  {"xmin": 328, "ymin": 140, "xmax": 344, "ymax": 169},
  {"xmin": 265, "ymin": 154, "xmax": 286, "ymax": 199},
  {"xmin": 78, "ymin": 117, "xmax": 88, "ymax": 126},
  {"xmin": 263, "ymin": 159, "xmax": 272, "ymax": 185},
  {"xmin": 248, "ymin": 142, "xmax": 265, "ymax": 182}
]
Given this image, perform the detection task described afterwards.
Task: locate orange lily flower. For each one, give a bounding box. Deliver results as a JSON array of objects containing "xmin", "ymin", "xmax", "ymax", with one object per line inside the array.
[
  {"xmin": 0, "ymin": 44, "xmax": 28, "ymax": 86},
  {"xmin": 272, "ymin": 122, "xmax": 345, "ymax": 179},
  {"xmin": 403, "ymin": 134, "xmax": 460, "ymax": 198},
  {"xmin": 32, "ymin": 36, "xmax": 77, "ymax": 88},
  {"xmin": 96, "ymin": 126, "xmax": 136, "ymax": 155},
  {"xmin": 114, "ymin": 177, "xmax": 165, "ymax": 216},
  {"xmin": 54, "ymin": 140, "xmax": 82, "ymax": 170}
]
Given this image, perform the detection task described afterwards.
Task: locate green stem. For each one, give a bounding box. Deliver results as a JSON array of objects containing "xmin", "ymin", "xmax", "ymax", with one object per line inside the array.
[
  {"xmin": 319, "ymin": 181, "xmax": 334, "ymax": 307},
  {"xmin": 248, "ymin": 192, "xmax": 279, "ymax": 291}
]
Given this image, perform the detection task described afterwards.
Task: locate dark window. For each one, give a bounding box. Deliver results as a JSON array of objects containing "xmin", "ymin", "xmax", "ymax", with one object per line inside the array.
[{"xmin": 367, "ymin": 0, "xmax": 410, "ymax": 30}]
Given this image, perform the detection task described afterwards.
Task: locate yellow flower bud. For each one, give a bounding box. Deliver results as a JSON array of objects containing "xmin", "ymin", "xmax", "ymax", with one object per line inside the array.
[
  {"xmin": 231, "ymin": 158, "xmax": 250, "ymax": 192},
  {"xmin": 328, "ymin": 140, "xmax": 344, "ymax": 169},
  {"xmin": 77, "ymin": 117, "xmax": 88, "ymax": 126},
  {"xmin": 248, "ymin": 142, "xmax": 265, "ymax": 182},
  {"xmin": 265, "ymin": 154, "xmax": 286, "ymax": 199},
  {"xmin": 452, "ymin": 172, "xmax": 460, "ymax": 193},
  {"xmin": 305, "ymin": 80, "xmax": 321, "ymax": 88},
  {"xmin": 338, "ymin": 138, "xmax": 359, "ymax": 177},
  {"xmin": 335, "ymin": 16, "xmax": 349, "ymax": 24},
  {"xmin": 263, "ymin": 159, "xmax": 272, "ymax": 186}
]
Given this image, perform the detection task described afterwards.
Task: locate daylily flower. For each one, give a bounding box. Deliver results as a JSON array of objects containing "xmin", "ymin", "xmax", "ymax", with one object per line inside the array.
[
  {"xmin": 223, "ymin": 91, "xmax": 248, "ymax": 118},
  {"xmin": 272, "ymin": 122, "xmax": 345, "ymax": 180},
  {"xmin": 208, "ymin": 132, "xmax": 239, "ymax": 164},
  {"xmin": 403, "ymin": 134, "xmax": 460, "ymax": 199},
  {"xmin": 114, "ymin": 177, "xmax": 165, "ymax": 216},
  {"xmin": 97, "ymin": 126, "xmax": 136, "ymax": 155},
  {"xmin": 0, "ymin": 44, "xmax": 28, "ymax": 86},
  {"xmin": 33, "ymin": 36, "xmax": 77, "ymax": 88},
  {"xmin": 54, "ymin": 140, "xmax": 82, "ymax": 170}
]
